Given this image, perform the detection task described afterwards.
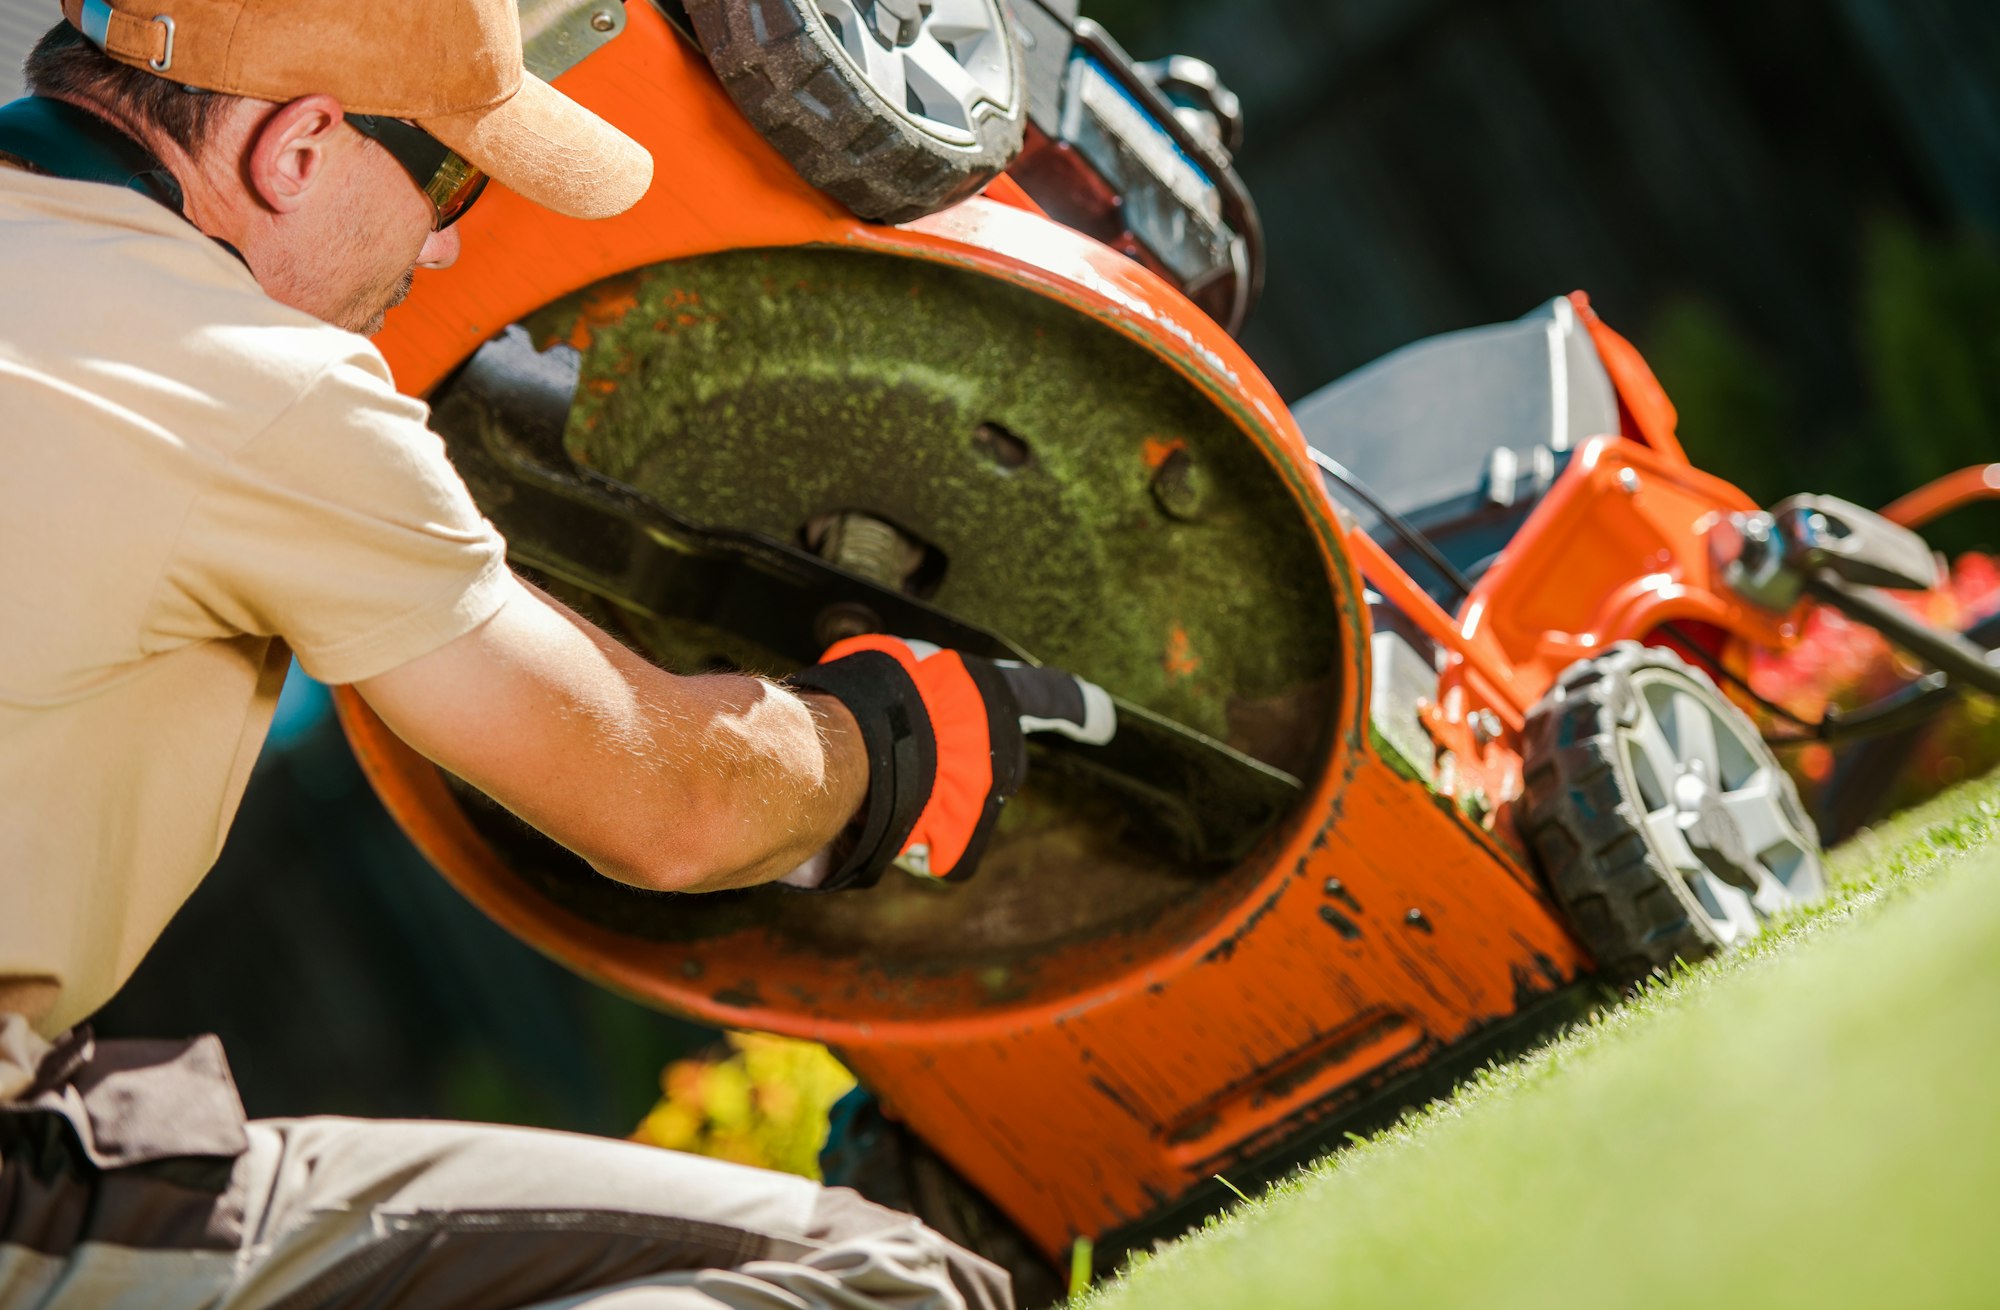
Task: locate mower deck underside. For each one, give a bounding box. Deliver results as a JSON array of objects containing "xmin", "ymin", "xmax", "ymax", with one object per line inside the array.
[{"xmin": 434, "ymin": 246, "xmax": 1343, "ymax": 999}]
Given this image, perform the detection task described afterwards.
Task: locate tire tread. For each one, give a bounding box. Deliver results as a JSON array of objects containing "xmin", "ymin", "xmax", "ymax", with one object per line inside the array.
[
  {"xmin": 686, "ymin": 0, "xmax": 1027, "ymax": 223},
  {"xmin": 1520, "ymin": 642, "xmax": 1825, "ymax": 985}
]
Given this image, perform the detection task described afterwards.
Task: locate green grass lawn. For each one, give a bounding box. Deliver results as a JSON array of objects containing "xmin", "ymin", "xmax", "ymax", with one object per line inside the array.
[{"xmin": 1082, "ymin": 769, "xmax": 2000, "ymax": 1310}]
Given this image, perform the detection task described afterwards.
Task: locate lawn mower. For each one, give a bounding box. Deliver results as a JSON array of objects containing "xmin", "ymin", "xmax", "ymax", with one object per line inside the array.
[{"xmin": 332, "ymin": 0, "xmax": 2000, "ymax": 1297}]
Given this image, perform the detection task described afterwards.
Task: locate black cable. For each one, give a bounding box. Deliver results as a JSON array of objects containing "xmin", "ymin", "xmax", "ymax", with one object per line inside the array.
[
  {"xmin": 1657, "ymin": 622, "xmax": 1827, "ymax": 741},
  {"xmin": 1308, "ymin": 448, "xmax": 1476, "ymax": 602},
  {"xmin": 1803, "ymin": 571, "xmax": 2000, "ymax": 699},
  {"xmin": 1660, "ymin": 619, "xmax": 1991, "ymax": 747}
]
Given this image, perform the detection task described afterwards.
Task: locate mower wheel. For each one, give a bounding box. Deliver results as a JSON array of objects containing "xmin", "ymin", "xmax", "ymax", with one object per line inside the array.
[
  {"xmin": 821, "ymin": 1090, "xmax": 1065, "ymax": 1307},
  {"xmin": 1521, "ymin": 642, "xmax": 1827, "ymax": 982},
  {"xmin": 686, "ymin": 0, "xmax": 1028, "ymax": 224}
]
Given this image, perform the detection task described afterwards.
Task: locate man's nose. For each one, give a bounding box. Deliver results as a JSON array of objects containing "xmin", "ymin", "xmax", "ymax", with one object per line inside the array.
[{"xmin": 418, "ymin": 224, "xmax": 461, "ymax": 270}]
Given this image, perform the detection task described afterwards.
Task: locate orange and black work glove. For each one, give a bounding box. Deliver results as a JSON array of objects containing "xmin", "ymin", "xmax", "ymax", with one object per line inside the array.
[{"xmin": 788, "ymin": 634, "xmax": 1116, "ymax": 891}]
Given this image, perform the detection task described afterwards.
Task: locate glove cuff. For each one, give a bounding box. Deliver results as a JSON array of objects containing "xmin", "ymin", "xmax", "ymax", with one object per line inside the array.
[
  {"xmin": 789, "ymin": 651, "xmax": 937, "ymax": 892},
  {"xmin": 934, "ymin": 655, "xmax": 1026, "ymax": 881}
]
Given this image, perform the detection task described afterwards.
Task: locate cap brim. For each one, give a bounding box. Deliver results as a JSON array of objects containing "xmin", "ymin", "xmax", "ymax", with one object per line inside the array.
[{"xmin": 419, "ymin": 72, "xmax": 653, "ymax": 221}]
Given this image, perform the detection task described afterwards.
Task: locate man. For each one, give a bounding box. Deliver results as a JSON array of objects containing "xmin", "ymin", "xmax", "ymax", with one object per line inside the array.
[{"xmin": 0, "ymin": 1, "xmax": 1113, "ymax": 1305}]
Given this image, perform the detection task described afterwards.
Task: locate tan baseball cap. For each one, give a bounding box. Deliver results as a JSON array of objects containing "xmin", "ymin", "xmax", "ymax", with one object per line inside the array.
[{"xmin": 59, "ymin": 0, "xmax": 654, "ymax": 219}]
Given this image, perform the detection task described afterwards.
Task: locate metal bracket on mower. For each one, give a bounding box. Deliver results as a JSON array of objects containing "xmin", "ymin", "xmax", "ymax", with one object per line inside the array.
[
  {"xmin": 1714, "ymin": 492, "xmax": 2000, "ymax": 702},
  {"xmin": 1714, "ymin": 493, "xmax": 1942, "ymax": 612},
  {"xmin": 433, "ymin": 327, "xmax": 1304, "ymax": 868},
  {"xmin": 518, "ymin": 0, "xmax": 628, "ymax": 82}
]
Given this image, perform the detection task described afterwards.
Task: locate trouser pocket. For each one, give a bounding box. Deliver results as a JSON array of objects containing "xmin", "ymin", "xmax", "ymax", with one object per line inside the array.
[{"xmin": 0, "ymin": 1028, "xmax": 250, "ymax": 1307}]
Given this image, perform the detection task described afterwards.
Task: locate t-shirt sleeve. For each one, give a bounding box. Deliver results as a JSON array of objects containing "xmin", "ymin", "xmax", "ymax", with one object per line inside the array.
[{"xmin": 153, "ymin": 352, "xmax": 515, "ymax": 685}]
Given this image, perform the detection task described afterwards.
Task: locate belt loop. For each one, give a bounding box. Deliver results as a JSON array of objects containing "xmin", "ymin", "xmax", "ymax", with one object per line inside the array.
[{"xmin": 28, "ymin": 1027, "xmax": 95, "ymax": 1100}]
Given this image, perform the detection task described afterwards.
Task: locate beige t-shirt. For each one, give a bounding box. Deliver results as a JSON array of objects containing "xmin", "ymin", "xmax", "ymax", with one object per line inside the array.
[{"xmin": 0, "ymin": 166, "xmax": 513, "ymax": 1036}]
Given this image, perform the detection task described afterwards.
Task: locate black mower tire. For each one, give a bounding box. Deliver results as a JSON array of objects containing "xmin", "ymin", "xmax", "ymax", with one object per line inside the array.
[
  {"xmin": 685, "ymin": 0, "xmax": 1028, "ymax": 224},
  {"xmin": 1520, "ymin": 642, "xmax": 1827, "ymax": 983}
]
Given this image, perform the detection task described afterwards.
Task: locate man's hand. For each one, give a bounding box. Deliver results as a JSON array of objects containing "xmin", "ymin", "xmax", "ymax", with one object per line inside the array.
[{"xmin": 789, "ymin": 634, "xmax": 1116, "ymax": 891}]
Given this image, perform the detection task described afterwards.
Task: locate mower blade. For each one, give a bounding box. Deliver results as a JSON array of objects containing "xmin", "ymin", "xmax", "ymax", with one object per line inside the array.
[
  {"xmin": 1038, "ymin": 700, "xmax": 1303, "ymax": 869},
  {"xmin": 436, "ymin": 325, "xmax": 1306, "ymax": 869}
]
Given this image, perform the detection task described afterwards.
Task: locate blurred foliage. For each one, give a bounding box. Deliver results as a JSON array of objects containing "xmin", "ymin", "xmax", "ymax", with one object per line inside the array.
[
  {"xmin": 1075, "ymin": 0, "xmax": 1172, "ymax": 45},
  {"xmin": 1648, "ymin": 218, "xmax": 1999, "ymax": 558},
  {"xmin": 1642, "ymin": 298, "xmax": 1802, "ymax": 500},
  {"xmin": 632, "ymin": 1033, "xmax": 856, "ymax": 1178},
  {"xmin": 1861, "ymin": 221, "xmax": 2000, "ymax": 492}
]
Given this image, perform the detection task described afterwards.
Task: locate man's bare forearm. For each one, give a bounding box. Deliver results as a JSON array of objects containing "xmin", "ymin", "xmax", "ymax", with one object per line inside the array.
[
  {"xmin": 356, "ymin": 578, "xmax": 870, "ymax": 895},
  {"xmin": 602, "ymin": 672, "xmax": 870, "ymax": 892},
  {"xmin": 506, "ymin": 586, "xmax": 871, "ymax": 892}
]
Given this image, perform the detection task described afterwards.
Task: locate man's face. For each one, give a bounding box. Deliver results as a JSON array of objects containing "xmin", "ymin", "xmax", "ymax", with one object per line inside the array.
[
  {"xmin": 256, "ymin": 117, "xmax": 461, "ymax": 336},
  {"xmin": 328, "ymin": 133, "xmax": 452, "ymax": 335}
]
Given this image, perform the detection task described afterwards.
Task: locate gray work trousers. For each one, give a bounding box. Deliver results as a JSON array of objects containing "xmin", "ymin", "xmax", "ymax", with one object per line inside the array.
[{"xmin": 0, "ymin": 1017, "xmax": 1010, "ymax": 1310}]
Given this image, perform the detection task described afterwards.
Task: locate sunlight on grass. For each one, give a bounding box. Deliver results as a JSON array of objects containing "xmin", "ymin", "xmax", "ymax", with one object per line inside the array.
[{"xmin": 1083, "ymin": 771, "xmax": 2000, "ymax": 1309}]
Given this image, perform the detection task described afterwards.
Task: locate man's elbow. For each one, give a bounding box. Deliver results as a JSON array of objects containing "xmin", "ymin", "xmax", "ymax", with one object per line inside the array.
[
  {"xmin": 561, "ymin": 788, "xmax": 810, "ymax": 894},
  {"xmin": 583, "ymin": 834, "xmax": 762, "ymax": 895}
]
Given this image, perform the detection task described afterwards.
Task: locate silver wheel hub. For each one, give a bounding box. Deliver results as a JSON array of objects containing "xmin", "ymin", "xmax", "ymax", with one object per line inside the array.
[
  {"xmin": 816, "ymin": 0, "xmax": 1015, "ymax": 144},
  {"xmin": 1623, "ymin": 673, "xmax": 1822, "ymax": 947}
]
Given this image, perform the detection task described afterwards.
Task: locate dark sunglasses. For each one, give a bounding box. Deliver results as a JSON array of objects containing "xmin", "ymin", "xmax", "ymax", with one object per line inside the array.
[{"xmin": 346, "ymin": 114, "xmax": 489, "ymax": 230}]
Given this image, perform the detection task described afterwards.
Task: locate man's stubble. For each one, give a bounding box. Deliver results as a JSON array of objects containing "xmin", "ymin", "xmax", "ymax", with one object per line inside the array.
[
  {"xmin": 318, "ymin": 168, "xmax": 428, "ymax": 336},
  {"xmin": 354, "ymin": 265, "xmax": 417, "ymax": 337}
]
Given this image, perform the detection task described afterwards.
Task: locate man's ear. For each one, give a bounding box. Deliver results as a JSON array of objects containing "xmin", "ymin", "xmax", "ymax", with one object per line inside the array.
[{"xmin": 244, "ymin": 94, "xmax": 346, "ymax": 215}]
